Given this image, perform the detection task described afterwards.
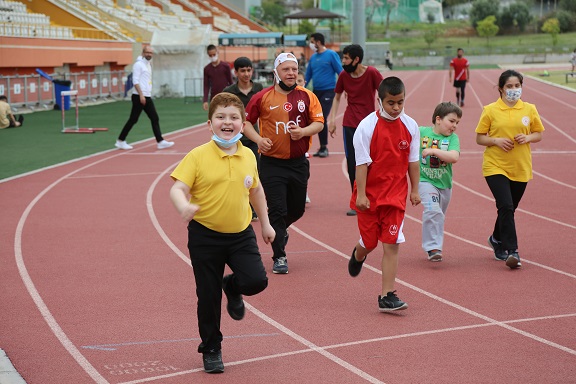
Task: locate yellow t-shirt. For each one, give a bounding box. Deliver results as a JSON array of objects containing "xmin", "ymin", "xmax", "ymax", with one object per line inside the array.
[
  {"xmin": 170, "ymin": 141, "xmax": 259, "ymax": 233},
  {"xmin": 0, "ymin": 101, "xmax": 12, "ymax": 129},
  {"xmin": 475, "ymin": 98, "xmax": 545, "ymax": 182}
]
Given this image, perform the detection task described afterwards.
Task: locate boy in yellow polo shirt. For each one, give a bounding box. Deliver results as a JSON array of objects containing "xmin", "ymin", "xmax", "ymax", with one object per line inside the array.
[{"xmin": 170, "ymin": 92, "xmax": 275, "ymax": 374}]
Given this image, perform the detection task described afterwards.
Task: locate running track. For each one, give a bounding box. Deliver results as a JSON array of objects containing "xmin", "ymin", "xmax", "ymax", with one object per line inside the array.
[{"xmin": 1, "ymin": 69, "xmax": 575, "ymax": 384}]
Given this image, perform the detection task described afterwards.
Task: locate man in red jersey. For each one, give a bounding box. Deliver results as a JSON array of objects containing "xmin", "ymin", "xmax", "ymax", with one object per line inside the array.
[
  {"xmin": 243, "ymin": 52, "xmax": 324, "ymax": 275},
  {"xmin": 203, "ymin": 44, "xmax": 233, "ymax": 111},
  {"xmin": 449, "ymin": 48, "xmax": 470, "ymax": 107}
]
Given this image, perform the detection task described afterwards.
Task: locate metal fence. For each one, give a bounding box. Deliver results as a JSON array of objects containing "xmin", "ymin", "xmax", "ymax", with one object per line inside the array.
[{"xmin": 0, "ymin": 70, "xmax": 129, "ymax": 109}]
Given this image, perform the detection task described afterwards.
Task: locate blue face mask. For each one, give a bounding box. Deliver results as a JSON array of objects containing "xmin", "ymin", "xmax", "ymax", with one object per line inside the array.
[{"xmin": 212, "ymin": 132, "xmax": 243, "ymax": 148}]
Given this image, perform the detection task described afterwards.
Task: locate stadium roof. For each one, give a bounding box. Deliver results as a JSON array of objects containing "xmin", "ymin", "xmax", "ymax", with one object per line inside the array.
[{"xmin": 284, "ymin": 7, "xmax": 345, "ymax": 20}]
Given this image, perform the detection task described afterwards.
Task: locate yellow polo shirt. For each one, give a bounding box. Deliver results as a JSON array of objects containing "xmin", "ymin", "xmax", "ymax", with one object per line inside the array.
[
  {"xmin": 475, "ymin": 98, "xmax": 544, "ymax": 182},
  {"xmin": 170, "ymin": 141, "xmax": 258, "ymax": 233},
  {"xmin": 0, "ymin": 101, "xmax": 12, "ymax": 129}
]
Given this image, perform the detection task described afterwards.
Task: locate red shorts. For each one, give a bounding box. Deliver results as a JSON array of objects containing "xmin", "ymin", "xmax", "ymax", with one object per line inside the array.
[{"xmin": 357, "ymin": 205, "xmax": 405, "ymax": 249}]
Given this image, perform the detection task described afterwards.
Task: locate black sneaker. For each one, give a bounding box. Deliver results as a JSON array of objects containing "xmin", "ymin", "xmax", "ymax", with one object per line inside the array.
[
  {"xmin": 505, "ymin": 251, "xmax": 522, "ymax": 269},
  {"xmin": 378, "ymin": 291, "xmax": 408, "ymax": 312},
  {"xmin": 222, "ymin": 275, "xmax": 245, "ymax": 320},
  {"xmin": 272, "ymin": 257, "xmax": 288, "ymax": 274},
  {"xmin": 488, "ymin": 236, "xmax": 507, "ymax": 261},
  {"xmin": 346, "ymin": 209, "xmax": 357, "ymax": 216},
  {"xmin": 348, "ymin": 247, "xmax": 365, "ymax": 277},
  {"xmin": 313, "ymin": 147, "xmax": 329, "ymax": 158},
  {"xmin": 18, "ymin": 115, "xmax": 24, "ymax": 125},
  {"xmin": 202, "ymin": 350, "xmax": 224, "ymax": 373}
]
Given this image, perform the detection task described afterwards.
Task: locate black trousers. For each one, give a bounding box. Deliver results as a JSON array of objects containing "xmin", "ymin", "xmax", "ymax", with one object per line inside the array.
[
  {"xmin": 485, "ymin": 174, "xmax": 527, "ymax": 252},
  {"xmin": 187, "ymin": 220, "xmax": 268, "ymax": 354},
  {"xmin": 343, "ymin": 126, "xmax": 356, "ymax": 191},
  {"xmin": 259, "ymin": 155, "xmax": 309, "ymax": 260},
  {"xmin": 313, "ymin": 89, "xmax": 335, "ymax": 147},
  {"xmin": 118, "ymin": 94, "xmax": 164, "ymax": 142},
  {"xmin": 453, "ymin": 80, "xmax": 466, "ymax": 102}
]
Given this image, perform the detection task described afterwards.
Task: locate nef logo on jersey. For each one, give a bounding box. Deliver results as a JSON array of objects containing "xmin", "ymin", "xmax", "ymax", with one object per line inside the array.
[
  {"xmin": 389, "ymin": 224, "xmax": 399, "ymax": 236},
  {"xmin": 283, "ymin": 102, "xmax": 292, "ymax": 112},
  {"xmin": 398, "ymin": 140, "xmax": 409, "ymax": 150},
  {"xmin": 276, "ymin": 115, "xmax": 302, "ymax": 134},
  {"xmin": 297, "ymin": 100, "xmax": 306, "ymax": 113}
]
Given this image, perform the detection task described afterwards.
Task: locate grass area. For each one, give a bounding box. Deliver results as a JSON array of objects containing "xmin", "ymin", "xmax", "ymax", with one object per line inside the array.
[
  {"xmin": 523, "ymin": 70, "xmax": 576, "ymax": 91},
  {"xmin": 0, "ymin": 98, "xmax": 207, "ymax": 180}
]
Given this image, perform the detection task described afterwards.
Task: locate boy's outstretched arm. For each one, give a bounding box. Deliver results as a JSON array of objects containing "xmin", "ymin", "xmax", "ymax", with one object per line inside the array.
[
  {"xmin": 408, "ymin": 161, "xmax": 421, "ymax": 207},
  {"xmin": 249, "ymin": 184, "xmax": 276, "ymax": 244}
]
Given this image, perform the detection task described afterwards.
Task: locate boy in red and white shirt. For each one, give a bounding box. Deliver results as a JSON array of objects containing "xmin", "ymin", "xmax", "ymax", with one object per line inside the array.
[{"xmin": 347, "ymin": 76, "xmax": 421, "ymax": 312}]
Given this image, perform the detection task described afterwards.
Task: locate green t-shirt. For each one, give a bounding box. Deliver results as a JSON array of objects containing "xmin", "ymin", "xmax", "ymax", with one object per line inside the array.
[{"xmin": 419, "ymin": 126, "xmax": 460, "ymax": 189}]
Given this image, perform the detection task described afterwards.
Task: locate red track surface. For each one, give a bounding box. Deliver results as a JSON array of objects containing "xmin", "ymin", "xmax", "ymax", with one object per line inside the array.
[{"xmin": 1, "ymin": 69, "xmax": 575, "ymax": 384}]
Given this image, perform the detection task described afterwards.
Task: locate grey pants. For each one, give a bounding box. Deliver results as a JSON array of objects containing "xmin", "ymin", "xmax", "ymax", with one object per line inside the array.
[{"xmin": 419, "ymin": 181, "xmax": 452, "ymax": 252}]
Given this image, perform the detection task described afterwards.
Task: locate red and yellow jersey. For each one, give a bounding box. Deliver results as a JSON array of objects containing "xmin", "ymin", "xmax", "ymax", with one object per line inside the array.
[{"xmin": 245, "ymin": 85, "xmax": 324, "ymax": 159}]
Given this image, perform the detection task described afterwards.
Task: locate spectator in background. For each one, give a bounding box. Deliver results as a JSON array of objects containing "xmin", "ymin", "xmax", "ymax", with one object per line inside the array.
[
  {"xmin": 203, "ymin": 44, "xmax": 233, "ymax": 111},
  {"xmin": 0, "ymin": 95, "xmax": 24, "ymax": 129},
  {"xmin": 115, "ymin": 45, "xmax": 174, "ymax": 150},
  {"xmin": 305, "ymin": 32, "xmax": 343, "ymax": 158}
]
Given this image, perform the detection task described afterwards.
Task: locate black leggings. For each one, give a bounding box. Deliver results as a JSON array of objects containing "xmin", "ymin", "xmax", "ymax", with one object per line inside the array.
[
  {"xmin": 343, "ymin": 126, "xmax": 356, "ymax": 191},
  {"xmin": 118, "ymin": 94, "xmax": 164, "ymax": 142},
  {"xmin": 485, "ymin": 174, "xmax": 527, "ymax": 252}
]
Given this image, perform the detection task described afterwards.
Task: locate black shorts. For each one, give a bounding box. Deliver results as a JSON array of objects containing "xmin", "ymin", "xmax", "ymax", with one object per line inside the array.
[{"xmin": 453, "ymin": 80, "xmax": 467, "ymax": 88}]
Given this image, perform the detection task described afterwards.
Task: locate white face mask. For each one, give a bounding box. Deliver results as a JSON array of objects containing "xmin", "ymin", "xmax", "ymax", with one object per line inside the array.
[
  {"xmin": 210, "ymin": 54, "xmax": 219, "ymax": 63},
  {"xmin": 309, "ymin": 43, "xmax": 317, "ymax": 52},
  {"xmin": 377, "ymin": 99, "xmax": 403, "ymax": 121},
  {"xmin": 505, "ymin": 88, "xmax": 522, "ymax": 102}
]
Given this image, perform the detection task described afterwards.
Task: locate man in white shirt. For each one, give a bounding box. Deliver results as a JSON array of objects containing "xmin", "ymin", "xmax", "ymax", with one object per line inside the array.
[{"xmin": 115, "ymin": 45, "xmax": 174, "ymax": 150}]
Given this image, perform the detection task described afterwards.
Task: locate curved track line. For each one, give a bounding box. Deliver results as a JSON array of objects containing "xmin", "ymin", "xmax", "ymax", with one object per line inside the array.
[
  {"xmin": 288, "ymin": 224, "xmax": 576, "ymax": 356},
  {"xmin": 532, "ymin": 169, "xmax": 576, "ymax": 189},
  {"xmin": 14, "ymin": 156, "xmax": 124, "ymax": 384},
  {"xmin": 147, "ymin": 164, "xmax": 385, "ymax": 384}
]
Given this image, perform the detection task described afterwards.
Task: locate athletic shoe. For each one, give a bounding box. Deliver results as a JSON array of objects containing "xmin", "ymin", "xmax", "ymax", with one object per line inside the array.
[
  {"xmin": 272, "ymin": 257, "xmax": 288, "ymax": 274},
  {"xmin": 157, "ymin": 140, "xmax": 174, "ymax": 149},
  {"xmin": 378, "ymin": 291, "xmax": 408, "ymax": 312},
  {"xmin": 460, "ymin": 101, "xmax": 465, "ymax": 107},
  {"xmin": 348, "ymin": 247, "xmax": 365, "ymax": 277},
  {"xmin": 18, "ymin": 115, "xmax": 24, "ymax": 125},
  {"xmin": 251, "ymin": 211, "xmax": 258, "ymax": 222},
  {"xmin": 427, "ymin": 249, "xmax": 443, "ymax": 262},
  {"xmin": 115, "ymin": 140, "xmax": 133, "ymax": 150},
  {"xmin": 222, "ymin": 274, "xmax": 245, "ymax": 320},
  {"xmin": 305, "ymin": 152, "xmax": 310, "ymax": 158},
  {"xmin": 505, "ymin": 251, "xmax": 522, "ymax": 269},
  {"xmin": 305, "ymin": 194, "xmax": 311, "ymax": 204},
  {"xmin": 202, "ymin": 350, "xmax": 224, "ymax": 373},
  {"xmin": 488, "ymin": 236, "xmax": 507, "ymax": 261},
  {"xmin": 313, "ymin": 147, "xmax": 329, "ymax": 158},
  {"xmin": 346, "ymin": 209, "xmax": 357, "ymax": 216}
]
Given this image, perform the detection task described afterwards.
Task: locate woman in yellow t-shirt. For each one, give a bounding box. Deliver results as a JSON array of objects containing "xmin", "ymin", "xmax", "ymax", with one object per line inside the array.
[{"xmin": 475, "ymin": 69, "xmax": 544, "ymax": 269}]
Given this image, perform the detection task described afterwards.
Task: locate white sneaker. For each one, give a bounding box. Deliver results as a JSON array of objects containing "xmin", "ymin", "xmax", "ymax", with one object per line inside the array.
[
  {"xmin": 305, "ymin": 194, "xmax": 311, "ymax": 203},
  {"xmin": 157, "ymin": 140, "xmax": 174, "ymax": 149},
  {"xmin": 115, "ymin": 140, "xmax": 133, "ymax": 150}
]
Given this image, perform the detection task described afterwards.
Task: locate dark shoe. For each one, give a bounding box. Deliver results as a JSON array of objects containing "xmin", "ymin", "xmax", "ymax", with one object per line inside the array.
[
  {"xmin": 272, "ymin": 257, "xmax": 288, "ymax": 274},
  {"xmin": 427, "ymin": 249, "xmax": 443, "ymax": 262},
  {"xmin": 203, "ymin": 350, "xmax": 224, "ymax": 373},
  {"xmin": 348, "ymin": 247, "xmax": 365, "ymax": 277},
  {"xmin": 18, "ymin": 115, "xmax": 24, "ymax": 125},
  {"xmin": 346, "ymin": 209, "xmax": 357, "ymax": 216},
  {"xmin": 505, "ymin": 251, "xmax": 522, "ymax": 269},
  {"xmin": 313, "ymin": 147, "xmax": 329, "ymax": 158},
  {"xmin": 378, "ymin": 291, "xmax": 408, "ymax": 312},
  {"xmin": 460, "ymin": 101, "xmax": 465, "ymax": 107},
  {"xmin": 488, "ymin": 236, "xmax": 507, "ymax": 261},
  {"xmin": 222, "ymin": 275, "xmax": 245, "ymax": 320},
  {"xmin": 251, "ymin": 211, "xmax": 258, "ymax": 222}
]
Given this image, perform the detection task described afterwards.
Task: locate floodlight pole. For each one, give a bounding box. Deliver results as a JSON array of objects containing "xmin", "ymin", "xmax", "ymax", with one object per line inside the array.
[{"xmin": 352, "ymin": 0, "xmax": 366, "ymax": 48}]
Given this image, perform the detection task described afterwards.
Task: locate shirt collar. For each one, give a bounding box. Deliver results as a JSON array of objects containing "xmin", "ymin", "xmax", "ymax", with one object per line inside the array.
[{"xmin": 497, "ymin": 97, "xmax": 524, "ymax": 110}]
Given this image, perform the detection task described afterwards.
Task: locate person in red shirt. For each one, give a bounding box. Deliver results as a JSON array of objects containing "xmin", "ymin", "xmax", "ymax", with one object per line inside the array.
[
  {"xmin": 347, "ymin": 77, "xmax": 421, "ymax": 312},
  {"xmin": 328, "ymin": 44, "xmax": 383, "ymax": 216},
  {"xmin": 243, "ymin": 52, "xmax": 324, "ymax": 275},
  {"xmin": 203, "ymin": 44, "xmax": 233, "ymax": 111},
  {"xmin": 449, "ymin": 48, "xmax": 470, "ymax": 107}
]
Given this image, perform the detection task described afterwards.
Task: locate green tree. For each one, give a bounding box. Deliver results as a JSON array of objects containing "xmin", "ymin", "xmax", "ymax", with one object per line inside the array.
[
  {"xmin": 559, "ymin": 0, "xmax": 576, "ymax": 13},
  {"xmin": 500, "ymin": 2, "xmax": 532, "ymax": 32},
  {"xmin": 298, "ymin": 19, "xmax": 315, "ymax": 36},
  {"xmin": 423, "ymin": 27, "xmax": 440, "ymax": 48},
  {"xmin": 476, "ymin": 15, "xmax": 499, "ymax": 46},
  {"xmin": 469, "ymin": 0, "xmax": 500, "ymax": 27},
  {"xmin": 542, "ymin": 18, "xmax": 561, "ymax": 46},
  {"xmin": 257, "ymin": 0, "xmax": 287, "ymax": 28}
]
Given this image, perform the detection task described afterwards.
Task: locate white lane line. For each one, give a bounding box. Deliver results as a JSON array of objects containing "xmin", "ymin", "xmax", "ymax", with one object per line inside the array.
[
  {"xmin": 289, "ymin": 225, "xmax": 576, "ymax": 357},
  {"xmin": 533, "ymin": 169, "xmax": 576, "ymax": 190}
]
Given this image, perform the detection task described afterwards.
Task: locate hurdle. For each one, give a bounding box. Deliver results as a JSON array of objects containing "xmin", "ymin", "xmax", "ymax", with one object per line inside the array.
[{"xmin": 60, "ymin": 90, "xmax": 109, "ymax": 133}]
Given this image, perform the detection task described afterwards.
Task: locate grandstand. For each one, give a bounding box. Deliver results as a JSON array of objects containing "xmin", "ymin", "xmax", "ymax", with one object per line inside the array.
[{"xmin": 0, "ymin": 0, "xmax": 269, "ymax": 104}]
